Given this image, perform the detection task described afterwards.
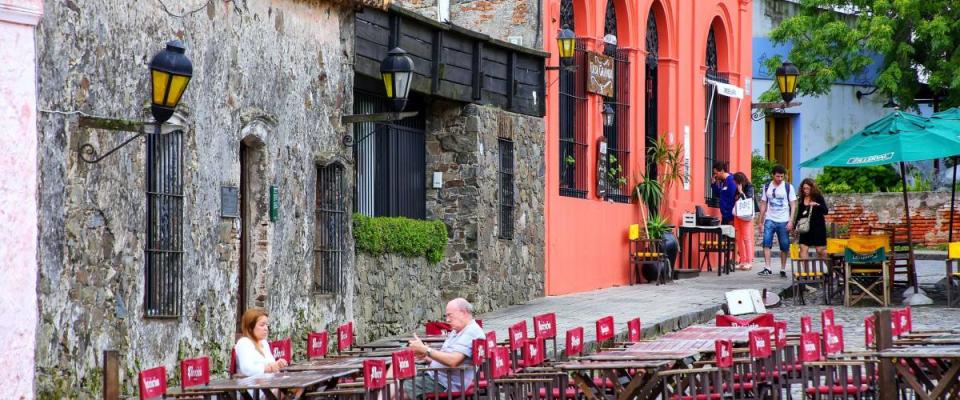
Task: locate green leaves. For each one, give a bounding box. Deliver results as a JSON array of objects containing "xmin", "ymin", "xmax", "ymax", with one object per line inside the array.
[
  {"xmin": 353, "ymin": 213, "xmax": 448, "ymax": 263},
  {"xmin": 766, "ymin": 0, "xmax": 960, "ymax": 108}
]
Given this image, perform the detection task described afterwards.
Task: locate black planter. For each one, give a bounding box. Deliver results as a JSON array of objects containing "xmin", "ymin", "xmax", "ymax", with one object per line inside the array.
[{"xmin": 661, "ymin": 226, "xmax": 679, "ymax": 271}]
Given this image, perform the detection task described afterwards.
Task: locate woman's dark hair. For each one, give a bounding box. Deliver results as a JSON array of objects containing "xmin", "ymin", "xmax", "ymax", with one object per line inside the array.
[
  {"xmin": 799, "ymin": 178, "xmax": 822, "ymax": 199},
  {"xmin": 733, "ymin": 172, "xmax": 751, "ymax": 186}
]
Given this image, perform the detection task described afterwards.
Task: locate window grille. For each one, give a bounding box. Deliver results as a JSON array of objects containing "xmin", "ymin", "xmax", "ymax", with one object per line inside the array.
[
  {"xmin": 601, "ymin": 4, "xmax": 631, "ymax": 203},
  {"xmin": 559, "ymin": 41, "xmax": 588, "ymax": 198},
  {"xmin": 145, "ymin": 130, "xmax": 183, "ymax": 318},
  {"xmin": 498, "ymin": 139, "xmax": 515, "ymax": 239},
  {"xmin": 353, "ymin": 88, "xmax": 426, "ymax": 219},
  {"xmin": 645, "ymin": 10, "xmax": 659, "ymax": 179},
  {"xmin": 315, "ymin": 163, "xmax": 345, "ymax": 294},
  {"xmin": 704, "ymin": 28, "xmax": 730, "ymax": 204}
]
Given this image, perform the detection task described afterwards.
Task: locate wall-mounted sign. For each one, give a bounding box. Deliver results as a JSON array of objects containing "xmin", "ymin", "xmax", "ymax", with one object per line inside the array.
[
  {"xmin": 588, "ymin": 52, "xmax": 615, "ymax": 97},
  {"xmin": 596, "ymin": 137, "xmax": 609, "ymax": 198},
  {"xmin": 221, "ymin": 186, "xmax": 239, "ymax": 218},
  {"xmin": 269, "ymin": 185, "xmax": 279, "ymax": 222}
]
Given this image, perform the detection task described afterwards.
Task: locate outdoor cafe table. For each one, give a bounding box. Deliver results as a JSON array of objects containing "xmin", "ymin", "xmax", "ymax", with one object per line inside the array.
[
  {"xmin": 184, "ymin": 369, "xmax": 356, "ymax": 400},
  {"xmin": 660, "ymin": 326, "xmax": 769, "ymax": 344},
  {"xmin": 878, "ymin": 345, "xmax": 960, "ymax": 400},
  {"xmin": 283, "ymin": 356, "xmax": 390, "ymax": 372},
  {"xmin": 554, "ymin": 359, "xmax": 675, "ymax": 400}
]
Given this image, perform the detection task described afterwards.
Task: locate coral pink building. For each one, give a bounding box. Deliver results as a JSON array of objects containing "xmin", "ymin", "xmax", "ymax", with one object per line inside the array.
[{"xmin": 542, "ymin": 0, "xmax": 753, "ymax": 294}]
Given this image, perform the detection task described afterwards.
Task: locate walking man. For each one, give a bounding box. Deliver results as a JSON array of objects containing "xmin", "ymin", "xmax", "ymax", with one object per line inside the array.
[{"xmin": 757, "ymin": 165, "xmax": 796, "ymax": 277}]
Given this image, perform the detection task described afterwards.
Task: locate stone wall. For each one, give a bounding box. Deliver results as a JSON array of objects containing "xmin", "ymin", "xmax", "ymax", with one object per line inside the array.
[
  {"xmin": 752, "ymin": 192, "xmax": 960, "ymax": 247},
  {"xmin": 392, "ymin": 0, "xmax": 541, "ymax": 48},
  {"xmin": 354, "ymin": 102, "xmax": 545, "ymax": 340},
  {"xmin": 35, "ymin": 1, "xmax": 356, "ymax": 397}
]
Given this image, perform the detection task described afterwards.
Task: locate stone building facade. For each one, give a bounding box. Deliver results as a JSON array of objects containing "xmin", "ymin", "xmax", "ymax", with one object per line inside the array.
[
  {"xmin": 32, "ymin": 0, "xmax": 545, "ymax": 397},
  {"xmin": 393, "ymin": 0, "xmax": 541, "ymax": 48}
]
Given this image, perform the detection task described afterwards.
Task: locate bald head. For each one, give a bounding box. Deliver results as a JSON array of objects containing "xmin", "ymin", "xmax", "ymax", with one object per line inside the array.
[{"xmin": 445, "ymin": 298, "xmax": 474, "ymax": 331}]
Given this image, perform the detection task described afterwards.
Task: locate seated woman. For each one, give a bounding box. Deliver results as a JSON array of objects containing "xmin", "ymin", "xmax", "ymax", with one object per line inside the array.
[{"xmin": 235, "ymin": 308, "xmax": 288, "ymax": 376}]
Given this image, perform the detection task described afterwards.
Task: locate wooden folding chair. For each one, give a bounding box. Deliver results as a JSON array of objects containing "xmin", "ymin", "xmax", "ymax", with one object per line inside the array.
[
  {"xmin": 843, "ymin": 248, "xmax": 890, "ymax": 307},
  {"xmin": 533, "ymin": 312, "xmax": 559, "ymax": 360},
  {"xmin": 307, "ymin": 331, "xmax": 329, "ymax": 360},
  {"xmin": 792, "ymin": 258, "xmax": 831, "ymax": 305},
  {"xmin": 797, "ymin": 332, "xmax": 876, "ymax": 400},
  {"xmin": 698, "ymin": 229, "xmax": 734, "ymax": 275},
  {"xmin": 871, "ymin": 225, "xmax": 918, "ymax": 291},
  {"xmin": 659, "ymin": 339, "xmax": 736, "ymax": 399},
  {"xmin": 630, "ymin": 238, "xmax": 669, "ymax": 285},
  {"xmin": 947, "ymin": 258, "xmax": 960, "ymax": 308}
]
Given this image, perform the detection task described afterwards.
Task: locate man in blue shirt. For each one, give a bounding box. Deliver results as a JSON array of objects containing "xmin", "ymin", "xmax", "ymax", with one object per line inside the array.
[{"xmin": 711, "ymin": 161, "xmax": 737, "ymax": 224}]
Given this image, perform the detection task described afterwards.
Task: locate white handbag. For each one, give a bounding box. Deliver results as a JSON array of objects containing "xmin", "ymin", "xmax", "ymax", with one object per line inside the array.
[{"xmin": 734, "ymin": 198, "xmax": 755, "ymax": 221}]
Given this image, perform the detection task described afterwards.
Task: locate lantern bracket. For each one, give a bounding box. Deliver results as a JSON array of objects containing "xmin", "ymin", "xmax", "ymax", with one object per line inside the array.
[{"xmin": 77, "ymin": 115, "xmax": 184, "ymax": 163}]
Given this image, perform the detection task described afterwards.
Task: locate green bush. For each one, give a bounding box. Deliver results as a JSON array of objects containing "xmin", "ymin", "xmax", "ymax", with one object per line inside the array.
[
  {"xmin": 814, "ymin": 165, "xmax": 900, "ymax": 193},
  {"xmin": 353, "ymin": 213, "xmax": 448, "ymax": 263},
  {"xmin": 751, "ymin": 151, "xmax": 776, "ymax": 188}
]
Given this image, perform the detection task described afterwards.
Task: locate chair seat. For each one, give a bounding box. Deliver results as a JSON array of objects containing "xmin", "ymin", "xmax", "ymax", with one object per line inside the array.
[
  {"xmin": 635, "ymin": 252, "xmax": 663, "ymax": 257},
  {"xmin": 794, "ymin": 272, "xmax": 825, "ymax": 278},
  {"xmin": 851, "ymin": 268, "xmax": 883, "ymax": 274},
  {"xmin": 425, "ymin": 384, "xmax": 476, "ymax": 398},
  {"xmin": 533, "ymin": 386, "xmax": 578, "ymax": 399},
  {"xmin": 804, "ymin": 384, "xmax": 870, "ymax": 395},
  {"xmin": 669, "ymin": 393, "xmax": 724, "ymax": 400},
  {"xmin": 721, "ymin": 382, "xmax": 755, "ymax": 391}
]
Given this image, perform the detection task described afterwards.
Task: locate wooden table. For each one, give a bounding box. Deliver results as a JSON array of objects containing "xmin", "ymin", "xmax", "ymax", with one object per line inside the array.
[
  {"xmin": 184, "ymin": 369, "xmax": 356, "ymax": 400},
  {"xmin": 660, "ymin": 326, "xmax": 768, "ymax": 344},
  {"xmin": 878, "ymin": 345, "xmax": 960, "ymax": 400},
  {"xmin": 555, "ymin": 359, "xmax": 674, "ymax": 400}
]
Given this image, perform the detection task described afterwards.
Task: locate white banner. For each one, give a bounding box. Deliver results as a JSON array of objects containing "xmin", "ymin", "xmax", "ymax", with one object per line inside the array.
[{"xmin": 707, "ymin": 79, "xmax": 744, "ymax": 99}]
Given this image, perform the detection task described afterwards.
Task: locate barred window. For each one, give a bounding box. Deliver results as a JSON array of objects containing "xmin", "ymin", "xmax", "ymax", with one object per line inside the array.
[
  {"xmin": 602, "ymin": 0, "xmax": 631, "ymax": 203},
  {"xmin": 704, "ymin": 27, "xmax": 730, "ymax": 204},
  {"xmin": 558, "ymin": 0, "xmax": 588, "ymax": 198},
  {"xmin": 315, "ymin": 162, "xmax": 345, "ymax": 294},
  {"xmin": 499, "ymin": 139, "xmax": 515, "ymax": 239},
  {"xmin": 145, "ymin": 130, "xmax": 184, "ymax": 318}
]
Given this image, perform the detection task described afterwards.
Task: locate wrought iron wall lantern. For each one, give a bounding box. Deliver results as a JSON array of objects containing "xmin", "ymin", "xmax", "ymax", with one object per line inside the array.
[
  {"xmin": 79, "ymin": 40, "xmax": 193, "ymax": 163},
  {"xmin": 546, "ymin": 25, "xmax": 576, "ymax": 71},
  {"xmin": 750, "ymin": 61, "xmax": 802, "ymax": 121},
  {"xmin": 602, "ymin": 103, "xmax": 615, "ymax": 127},
  {"xmin": 341, "ymin": 47, "xmax": 416, "ymax": 146}
]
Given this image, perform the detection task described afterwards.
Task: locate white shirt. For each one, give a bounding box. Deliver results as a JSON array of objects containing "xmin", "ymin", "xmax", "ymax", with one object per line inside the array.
[
  {"xmin": 761, "ymin": 181, "xmax": 797, "ymax": 223},
  {"xmin": 234, "ymin": 337, "xmax": 276, "ymax": 377},
  {"xmin": 430, "ymin": 320, "xmax": 485, "ymax": 392}
]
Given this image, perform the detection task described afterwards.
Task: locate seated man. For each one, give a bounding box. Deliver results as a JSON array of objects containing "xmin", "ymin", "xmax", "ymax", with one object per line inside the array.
[{"xmin": 403, "ymin": 298, "xmax": 485, "ymax": 397}]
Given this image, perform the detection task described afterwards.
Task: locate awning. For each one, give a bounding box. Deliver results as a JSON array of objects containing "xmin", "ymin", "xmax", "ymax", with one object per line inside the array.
[{"xmin": 704, "ymin": 78, "xmax": 746, "ymax": 138}]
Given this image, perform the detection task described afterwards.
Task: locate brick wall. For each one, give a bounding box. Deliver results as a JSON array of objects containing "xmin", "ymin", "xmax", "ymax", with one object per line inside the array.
[{"xmin": 753, "ymin": 192, "xmax": 960, "ymax": 247}]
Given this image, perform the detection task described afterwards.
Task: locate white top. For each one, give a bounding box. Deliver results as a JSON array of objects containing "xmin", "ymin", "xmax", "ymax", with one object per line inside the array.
[
  {"xmin": 234, "ymin": 337, "xmax": 276, "ymax": 377},
  {"xmin": 760, "ymin": 181, "xmax": 797, "ymax": 223}
]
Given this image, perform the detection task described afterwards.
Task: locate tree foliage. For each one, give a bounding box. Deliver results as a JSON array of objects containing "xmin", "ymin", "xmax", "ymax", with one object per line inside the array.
[{"xmin": 762, "ymin": 0, "xmax": 960, "ymax": 108}]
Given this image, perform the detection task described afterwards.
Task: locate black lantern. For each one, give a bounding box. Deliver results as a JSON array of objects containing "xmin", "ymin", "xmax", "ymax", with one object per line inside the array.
[
  {"xmin": 883, "ymin": 97, "xmax": 899, "ymax": 109},
  {"xmin": 149, "ymin": 40, "xmax": 193, "ymax": 124},
  {"xmin": 557, "ymin": 25, "xmax": 576, "ymax": 65},
  {"xmin": 380, "ymin": 47, "xmax": 414, "ymax": 113},
  {"xmin": 775, "ymin": 60, "xmax": 799, "ymax": 104},
  {"xmin": 602, "ymin": 103, "xmax": 615, "ymax": 127}
]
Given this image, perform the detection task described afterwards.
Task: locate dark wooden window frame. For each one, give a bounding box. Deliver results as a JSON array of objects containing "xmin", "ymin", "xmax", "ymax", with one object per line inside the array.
[{"xmin": 144, "ymin": 130, "xmax": 184, "ymax": 318}]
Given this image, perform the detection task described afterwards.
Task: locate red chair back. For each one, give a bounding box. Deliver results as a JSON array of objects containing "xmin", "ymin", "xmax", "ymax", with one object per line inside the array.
[
  {"xmin": 774, "ymin": 321, "xmax": 787, "ymax": 349},
  {"xmin": 522, "ymin": 337, "xmax": 545, "ymax": 367},
  {"xmin": 425, "ymin": 321, "xmax": 452, "ymax": 336},
  {"xmin": 269, "ymin": 338, "xmax": 292, "ymax": 364},
  {"xmin": 138, "ymin": 366, "xmax": 167, "ymax": 400},
  {"xmin": 180, "ymin": 356, "xmax": 210, "ymax": 390},
  {"xmin": 715, "ymin": 315, "xmax": 748, "ymax": 327},
  {"xmin": 715, "ymin": 339, "xmax": 733, "ymax": 368},
  {"xmin": 748, "ymin": 329, "xmax": 772, "ymax": 358},
  {"xmin": 820, "ymin": 308, "xmax": 835, "ymax": 332},
  {"xmin": 491, "ymin": 346, "xmax": 512, "ymax": 379},
  {"xmin": 476, "ymin": 319, "xmax": 483, "ymax": 328},
  {"xmin": 565, "ymin": 326, "xmax": 584, "ymax": 357},
  {"xmin": 749, "ymin": 313, "xmax": 776, "ymax": 328},
  {"xmin": 472, "ymin": 338, "xmax": 487, "ymax": 365},
  {"xmin": 901, "ymin": 307, "xmax": 912, "ymax": 332},
  {"xmin": 533, "ymin": 312, "xmax": 557, "ymax": 339},
  {"xmin": 864, "ymin": 316, "xmax": 876, "ymax": 349},
  {"xmin": 595, "ymin": 315, "xmax": 615, "ymax": 343},
  {"xmin": 799, "ymin": 332, "xmax": 822, "ymax": 362},
  {"xmin": 392, "ymin": 349, "xmax": 416, "ymax": 380},
  {"xmin": 363, "ymin": 359, "xmax": 387, "ymax": 390},
  {"xmin": 485, "ymin": 330, "xmax": 497, "ymax": 353},
  {"xmin": 307, "ymin": 331, "xmax": 329, "ymax": 359},
  {"xmin": 508, "ymin": 320, "xmax": 528, "ymax": 350},
  {"xmin": 800, "ymin": 315, "xmax": 813, "ymax": 334},
  {"xmin": 337, "ymin": 322, "xmax": 353, "ymax": 352},
  {"xmin": 823, "ymin": 325, "xmax": 844, "ymax": 355},
  {"xmin": 228, "ymin": 348, "xmax": 237, "ymax": 375},
  {"xmin": 627, "ymin": 318, "xmax": 641, "ymax": 342},
  {"xmin": 891, "ymin": 310, "xmax": 903, "ymax": 336}
]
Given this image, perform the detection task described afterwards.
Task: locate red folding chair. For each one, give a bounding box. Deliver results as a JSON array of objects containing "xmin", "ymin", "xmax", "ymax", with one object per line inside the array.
[
  {"xmin": 800, "ymin": 315, "xmax": 814, "ymax": 334},
  {"xmin": 269, "ymin": 337, "xmax": 292, "ymax": 364},
  {"xmin": 337, "ymin": 321, "xmax": 354, "ymax": 354},
  {"xmin": 228, "ymin": 348, "xmax": 237, "ymax": 376},
  {"xmin": 864, "ymin": 316, "xmax": 876, "ymax": 349},
  {"xmin": 485, "ymin": 330, "xmax": 497, "ymax": 354},
  {"xmin": 823, "ymin": 325, "xmax": 845, "ymax": 356},
  {"xmin": 626, "ymin": 318, "xmax": 642, "ymax": 343},
  {"xmin": 594, "ymin": 316, "xmax": 614, "ymax": 350},
  {"xmin": 392, "ymin": 350, "xmax": 417, "ymax": 400},
  {"xmin": 821, "ymin": 308, "xmax": 836, "ymax": 333},
  {"xmin": 533, "ymin": 312, "xmax": 558, "ymax": 359},
  {"xmin": 659, "ymin": 339, "xmax": 734, "ymax": 399},
  {"xmin": 425, "ymin": 321, "xmax": 453, "ymax": 336},
  {"xmin": 508, "ymin": 320, "xmax": 528, "ymax": 366},
  {"xmin": 730, "ymin": 329, "xmax": 781, "ymax": 399},
  {"xmin": 716, "ymin": 314, "xmax": 749, "ymax": 327},
  {"xmin": 419, "ymin": 338, "xmax": 488, "ymax": 398},
  {"xmin": 797, "ymin": 332, "xmax": 875, "ymax": 399},
  {"xmin": 307, "ymin": 331, "xmax": 329, "ymax": 359},
  {"xmin": 180, "ymin": 356, "xmax": 210, "ymax": 390},
  {"xmin": 138, "ymin": 366, "xmax": 167, "ymax": 400},
  {"xmin": 564, "ymin": 327, "xmax": 584, "ymax": 358}
]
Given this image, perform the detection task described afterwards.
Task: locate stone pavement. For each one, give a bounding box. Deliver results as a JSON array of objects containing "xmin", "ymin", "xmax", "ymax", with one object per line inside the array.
[{"xmin": 476, "ymin": 260, "xmax": 791, "ymax": 355}]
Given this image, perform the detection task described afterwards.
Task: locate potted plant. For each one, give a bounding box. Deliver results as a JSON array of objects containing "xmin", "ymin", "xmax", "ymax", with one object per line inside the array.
[{"xmin": 635, "ymin": 137, "xmax": 689, "ymax": 268}]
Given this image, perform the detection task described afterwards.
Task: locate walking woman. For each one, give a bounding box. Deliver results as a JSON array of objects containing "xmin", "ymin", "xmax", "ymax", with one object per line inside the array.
[
  {"xmin": 794, "ymin": 178, "xmax": 829, "ymax": 259},
  {"xmin": 733, "ymin": 172, "xmax": 755, "ymax": 270}
]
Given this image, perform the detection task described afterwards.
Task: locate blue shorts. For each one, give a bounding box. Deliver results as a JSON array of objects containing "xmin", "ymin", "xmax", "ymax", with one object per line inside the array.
[{"xmin": 762, "ymin": 220, "xmax": 790, "ymax": 252}]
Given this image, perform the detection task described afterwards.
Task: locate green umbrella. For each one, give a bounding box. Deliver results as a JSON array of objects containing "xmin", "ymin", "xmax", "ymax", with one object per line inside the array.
[
  {"xmin": 800, "ymin": 110, "xmax": 960, "ymax": 293},
  {"xmin": 926, "ymin": 107, "xmax": 960, "ymax": 241}
]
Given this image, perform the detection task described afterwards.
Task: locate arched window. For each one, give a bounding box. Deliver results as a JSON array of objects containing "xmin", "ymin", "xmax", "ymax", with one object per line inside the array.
[
  {"xmin": 704, "ymin": 27, "xmax": 730, "ymax": 203},
  {"xmin": 602, "ymin": 0, "xmax": 631, "ymax": 203},
  {"xmin": 558, "ymin": 0, "xmax": 587, "ymax": 198},
  {"xmin": 645, "ymin": 10, "xmax": 659, "ymax": 179}
]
